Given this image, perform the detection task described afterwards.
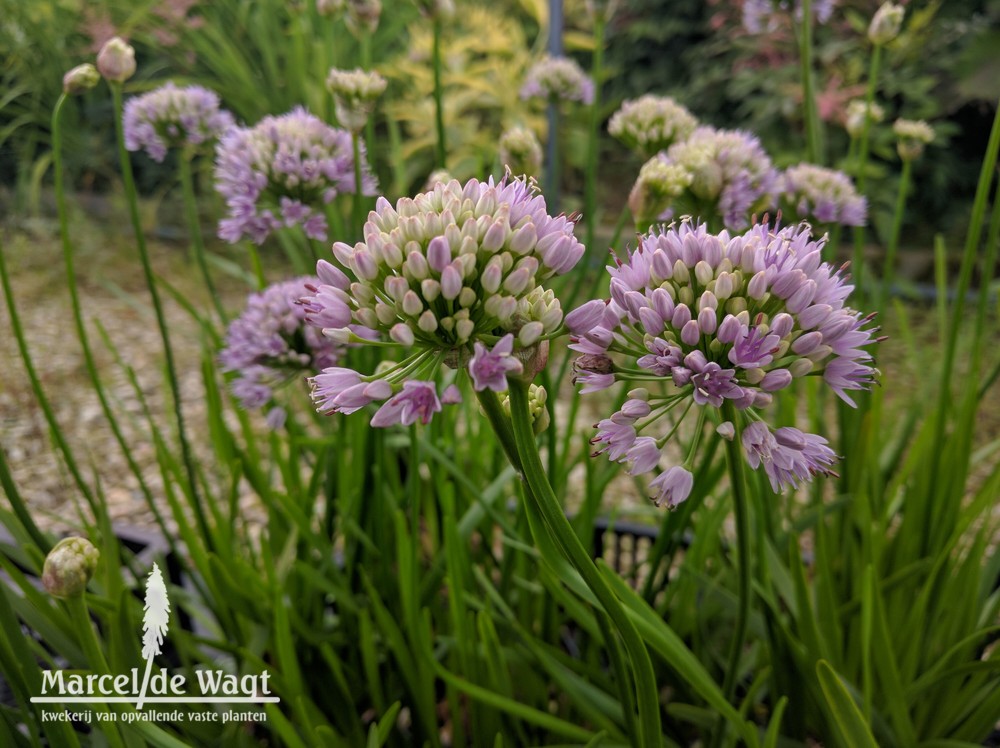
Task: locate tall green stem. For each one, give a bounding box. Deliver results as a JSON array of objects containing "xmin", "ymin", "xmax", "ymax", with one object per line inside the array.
[
  {"xmin": 431, "ymin": 17, "xmax": 447, "ymax": 169},
  {"xmin": 506, "ymin": 381, "xmax": 661, "ymax": 747},
  {"xmin": 66, "ymin": 596, "xmax": 126, "ymax": 748},
  {"xmin": 584, "ymin": 14, "xmax": 605, "ymax": 252},
  {"xmin": 51, "ymin": 95, "xmax": 173, "ymax": 544},
  {"xmin": 798, "ymin": 0, "xmax": 823, "ymax": 164},
  {"xmin": 879, "ymin": 157, "xmax": 911, "ymax": 308},
  {"xmin": 109, "ymin": 83, "xmax": 212, "ymax": 544},
  {"xmin": 352, "ymin": 131, "xmax": 365, "ymax": 238},
  {"xmin": 178, "ymin": 153, "xmax": 227, "ymax": 324},
  {"xmin": 711, "ymin": 402, "xmax": 752, "ymax": 748},
  {"xmin": 360, "ymin": 30, "xmax": 377, "ymax": 175},
  {"xmin": 852, "ymin": 44, "xmax": 883, "ymax": 298}
]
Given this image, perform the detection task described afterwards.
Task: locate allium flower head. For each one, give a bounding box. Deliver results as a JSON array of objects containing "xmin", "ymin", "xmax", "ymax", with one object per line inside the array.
[
  {"xmin": 868, "ymin": 2, "xmax": 904, "ymax": 45},
  {"xmin": 305, "ymin": 175, "xmax": 584, "ymax": 426},
  {"xmin": 213, "ymin": 106, "xmax": 376, "ymax": 244},
  {"xmin": 780, "ymin": 164, "xmax": 867, "ymax": 227},
  {"xmin": 628, "ymin": 157, "xmax": 693, "ymax": 227},
  {"xmin": 657, "ymin": 126, "xmax": 779, "ymax": 230},
  {"xmin": 97, "ymin": 36, "xmax": 136, "ymax": 83},
  {"xmin": 326, "ymin": 67, "xmax": 387, "ymax": 133},
  {"xmin": 520, "ymin": 55, "xmax": 595, "ymax": 106},
  {"xmin": 609, "ymin": 95, "xmax": 698, "ymax": 158},
  {"xmin": 63, "ymin": 64, "xmax": 100, "ymax": 95},
  {"xmin": 124, "ymin": 83, "xmax": 235, "ymax": 163},
  {"xmin": 42, "ymin": 537, "xmax": 99, "ymax": 598},
  {"xmin": 220, "ymin": 277, "xmax": 343, "ymax": 426},
  {"xmin": 893, "ymin": 118, "xmax": 934, "ymax": 161},
  {"xmin": 569, "ymin": 220, "xmax": 880, "ymax": 497},
  {"xmin": 743, "ymin": 0, "xmax": 837, "ymax": 34},
  {"xmin": 499, "ymin": 126, "xmax": 543, "ymax": 177},
  {"xmin": 845, "ymin": 100, "xmax": 884, "ymax": 138}
]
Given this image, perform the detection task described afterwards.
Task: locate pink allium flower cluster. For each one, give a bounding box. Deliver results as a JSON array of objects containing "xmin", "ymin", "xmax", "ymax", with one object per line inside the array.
[
  {"xmin": 213, "ymin": 107, "xmax": 376, "ymax": 244},
  {"xmin": 520, "ymin": 55, "xmax": 595, "ymax": 106},
  {"xmin": 567, "ymin": 220, "xmax": 879, "ymax": 503},
  {"xmin": 780, "ymin": 164, "xmax": 867, "ymax": 227},
  {"xmin": 123, "ymin": 83, "xmax": 235, "ymax": 163},
  {"xmin": 304, "ymin": 176, "xmax": 585, "ymax": 427},
  {"xmin": 743, "ymin": 0, "xmax": 837, "ymax": 34},
  {"xmin": 220, "ymin": 277, "xmax": 343, "ymax": 428},
  {"xmin": 655, "ymin": 126, "xmax": 779, "ymax": 231}
]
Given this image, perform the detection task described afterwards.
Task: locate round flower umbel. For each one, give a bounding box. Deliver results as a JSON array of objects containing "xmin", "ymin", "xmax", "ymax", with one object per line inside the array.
[
  {"xmin": 124, "ymin": 83, "xmax": 235, "ymax": 163},
  {"xmin": 608, "ymin": 95, "xmax": 698, "ymax": 158},
  {"xmin": 568, "ymin": 220, "xmax": 880, "ymax": 504},
  {"xmin": 779, "ymin": 163, "xmax": 867, "ymax": 228},
  {"xmin": 326, "ymin": 68, "xmax": 387, "ymax": 133},
  {"xmin": 658, "ymin": 126, "xmax": 779, "ymax": 231},
  {"xmin": 520, "ymin": 55, "xmax": 595, "ymax": 106},
  {"xmin": 220, "ymin": 277, "xmax": 343, "ymax": 429},
  {"xmin": 304, "ymin": 176, "xmax": 585, "ymax": 427},
  {"xmin": 213, "ymin": 106, "xmax": 376, "ymax": 244}
]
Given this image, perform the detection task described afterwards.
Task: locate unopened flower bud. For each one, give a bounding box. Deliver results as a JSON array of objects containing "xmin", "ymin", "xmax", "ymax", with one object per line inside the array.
[
  {"xmin": 63, "ymin": 64, "xmax": 100, "ymax": 95},
  {"xmin": 326, "ymin": 67, "xmax": 387, "ymax": 133},
  {"xmin": 42, "ymin": 537, "xmax": 99, "ymax": 598},
  {"xmin": 96, "ymin": 37, "xmax": 136, "ymax": 83},
  {"xmin": 868, "ymin": 2, "xmax": 904, "ymax": 46}
]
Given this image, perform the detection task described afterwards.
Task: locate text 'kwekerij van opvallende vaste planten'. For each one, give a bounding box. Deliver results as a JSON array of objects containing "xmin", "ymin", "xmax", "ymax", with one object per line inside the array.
[{"xmin": 1, "ymin": 0, "xmax": 999, "ymax": 746}]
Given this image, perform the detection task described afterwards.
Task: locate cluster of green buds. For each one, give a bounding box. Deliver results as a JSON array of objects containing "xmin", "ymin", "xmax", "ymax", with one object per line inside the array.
[
  {"xmin": 326, "ymin": 67, "xmax": 388, "ymax": 133},
  {"xmin": 498, "ymin": 383, "xmax": 550, "ymax": 434}
]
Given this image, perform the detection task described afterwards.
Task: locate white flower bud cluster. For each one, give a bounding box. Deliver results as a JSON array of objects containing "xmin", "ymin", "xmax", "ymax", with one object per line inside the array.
[
  {"xmin": 326, "ymin": 68, "xmax": 388, "ymax": 132},
  {"xmin": 893, "ymin": 118, "xmax": 934, "ymax": 161},
  {"xmin": 628, "ymin": 157, "xmax": 693, "ymax": 225},
  {"xmin": 499, "ymin": 126, "xmax": 543, "ymax": 177},
  {"xmin": 609, "ymin": 95, "xmax": 698, "ymax": 158},
  {"xmin": 845, "ymin": 100, "xmax": 885, "ymax": 138}
]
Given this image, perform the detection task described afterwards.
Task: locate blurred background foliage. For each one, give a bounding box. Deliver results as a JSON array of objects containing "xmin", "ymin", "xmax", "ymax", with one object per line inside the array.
[{"xmin": 1, "ymin": 0, "xmax": 998, "ymax": 240}]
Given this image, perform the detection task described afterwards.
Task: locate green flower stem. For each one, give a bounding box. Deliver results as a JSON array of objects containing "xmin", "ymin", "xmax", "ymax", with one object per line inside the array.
[
  {"xmin": 110, "ymin": 83, "xmax": 212, "ymax": 545},
  {"xmin": 852, "ymin": 44, "xmax": 883, "ymax": 298},
  {"xmin": 352, "ymin": 131, "xmax": 365, "ymax": 238},
  {"xmin": 546, "ymin": 104, "xmax": 561, "ymax": 209},
  {"xmin": 507, "ymin": 381, "xmax": 662, "ymax": 748},
  {"xmin": 178, "ymin": 153, "xmax": 227, "ymax": 324},
  {"xmin": 432, "ymin": 17, "xmax": 447, "ymax": 169},
  {"xmin": 711, "ymin": 402, "xmax": 753, "ymax": 748},
  {"xmin": 0, "ymin": 235, "xmax": 99, "ymax": 519},
  {"xmin": 360, "ymin": 31, "xmax": 377, "ymax": 179},
  {"xmin": 879, "ymin": 157, "xmax": 912, "ymax": 308},
  {"xmin": 798, "ymin": 0, "xmax": 823, "ymax": 164},
  {"xmin": 584, "ymin": 13, "xmax": 605, "ymax": 253},
  {"xmin": 51, "ymin": 95, "xmax": 174, "ymax": 546},
  {"xmin": 66, "ymin": 596, "xmax": 126, "ymax": 748}
]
